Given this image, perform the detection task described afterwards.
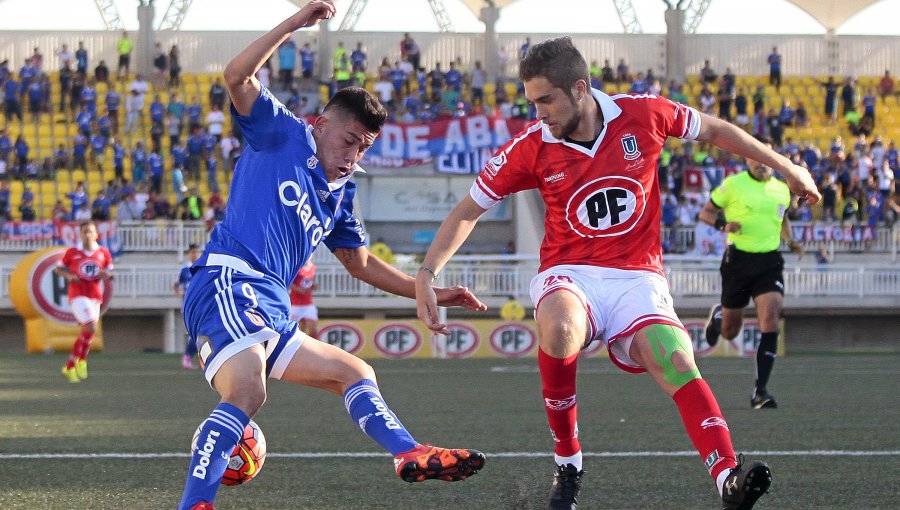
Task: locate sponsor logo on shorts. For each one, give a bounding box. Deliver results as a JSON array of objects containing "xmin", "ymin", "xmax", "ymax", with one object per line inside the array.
[{"xmin": 244, "ymin": 310, "xmax": 265, "ymax": 327}]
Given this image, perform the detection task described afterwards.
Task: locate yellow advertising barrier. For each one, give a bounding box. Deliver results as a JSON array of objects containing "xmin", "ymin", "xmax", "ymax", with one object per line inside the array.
[
  {"xmin": 315, "ymin": 318, "xmax": 784, "ymax": 359},
  {"xmin": 9, "ymin": 247, "xmax": 106, "ymax": 353}
]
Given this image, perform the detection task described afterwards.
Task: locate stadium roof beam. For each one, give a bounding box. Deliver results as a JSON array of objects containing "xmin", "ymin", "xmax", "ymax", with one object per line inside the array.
[
  {"xmin": 93, "ymin": 0, "xmax": 125, "ymax": 31},
  {"xmin": 682, "ymin": 0, "xmax": 712, "ymax": 34},
  {"xmin": 157, "ymin": 0, "xmax": 194, "ymax": 31},
  {"xmin": 613, "ymin": 0, "xmax": 643, "ymax": 34},
  {"xmin": 428, "ymin": 0, "xmax": 455, "ymax": 33},
  {"xmin": 338, "ymin": 0, "xmax": 368, "ymax": 31}
]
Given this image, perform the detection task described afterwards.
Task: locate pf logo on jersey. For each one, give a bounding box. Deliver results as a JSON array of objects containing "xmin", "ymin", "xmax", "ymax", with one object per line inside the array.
[
  {"xmin": 77, "ymin": 260, "xmax": 101, "ymax": 280},
  {"xmin": 565, "ymin": 176, "xmax": 646, "ymax": 237}
]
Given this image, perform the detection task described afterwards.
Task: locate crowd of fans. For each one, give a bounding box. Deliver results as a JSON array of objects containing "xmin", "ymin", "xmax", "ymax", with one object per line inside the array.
[{"xmin": 1, "ymin": 35, "xmax": 899, "ymax": 236}]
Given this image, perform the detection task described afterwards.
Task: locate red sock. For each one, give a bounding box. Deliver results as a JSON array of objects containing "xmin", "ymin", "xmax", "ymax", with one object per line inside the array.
[
  {"xmin": 66, "ymin": 335, "xmax": 83, "ymax": 369},
  {"xmin": 538, "ymin": 348, "xmax": 580, "ymax": 457},
  {"xmin": 77, "ymin": 331, "xmax": 95, "ymax": 361},
  {"xmin": 672, "ymin": 379, "xmax": 737, "ymax": 481}
]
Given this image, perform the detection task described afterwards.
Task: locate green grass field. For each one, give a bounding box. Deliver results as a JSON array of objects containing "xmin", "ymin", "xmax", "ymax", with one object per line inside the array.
[{"xmin": 1, "ymin": 352, "xmax": 898, "ymax": 509}]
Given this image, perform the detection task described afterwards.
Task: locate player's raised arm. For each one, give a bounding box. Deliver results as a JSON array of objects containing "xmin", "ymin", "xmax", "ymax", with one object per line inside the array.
[
  {"xmin": 223, "ymin": 0, "xmax": 335, "ymax": 115},
  {"xmin": 695, "ymin": 113, "xmax": 821, "ymax": 204},
  {"xmin": 416, "ymin": 195, "xmax": 489, "ymax": 334}
]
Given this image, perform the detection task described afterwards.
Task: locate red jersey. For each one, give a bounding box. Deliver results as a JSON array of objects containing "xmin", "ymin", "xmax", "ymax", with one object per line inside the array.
[
  {"xmin": 471, "ymin": 90, "xmax": 701, "ymax": 275},
  {"xmin": 60, "ymin": 245, "xmax": 114, "ymax": 301},
  {"xmin": 289, "ymin": 263, "xmax": 316, "ymax": 306}
]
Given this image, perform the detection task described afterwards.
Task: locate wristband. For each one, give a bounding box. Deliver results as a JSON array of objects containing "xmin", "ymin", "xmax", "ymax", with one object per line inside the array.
[
  {"xmin": 714, "ymin": 217, "xmax": 727, "ymax": 231},
  {"xmin": 418, "ymin": 266, "xmax": 438, "ymax": 282}
]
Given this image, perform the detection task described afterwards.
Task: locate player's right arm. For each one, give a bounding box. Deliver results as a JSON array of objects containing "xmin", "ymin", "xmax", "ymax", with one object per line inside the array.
[
  {"xmin": 223, "ymin": 0, "xmax": 335, "ymax": 116},
  {"xmin": 415, "ymin": 195, "xmax": 488, "ymax": 334}
]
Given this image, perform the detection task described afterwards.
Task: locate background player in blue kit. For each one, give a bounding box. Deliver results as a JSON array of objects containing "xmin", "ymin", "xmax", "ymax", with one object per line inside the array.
[
  {"xmin": 173, "ymin": 243, "xmax": 202, "ymax": 369},
  {"xmin": 177, "ymin": 2, "xmax": 486, "ymax": 509}
]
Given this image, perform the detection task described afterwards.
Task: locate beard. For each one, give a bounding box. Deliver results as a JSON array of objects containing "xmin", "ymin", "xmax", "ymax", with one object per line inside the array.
[{"xmin": 550, "ymin": 97, "xmax": 583, "ymax": 140}]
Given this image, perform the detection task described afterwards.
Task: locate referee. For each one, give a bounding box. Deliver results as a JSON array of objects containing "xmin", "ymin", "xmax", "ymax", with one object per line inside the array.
[{"xmin": 699, "ymin": 138, "xmax": 803, "ymax": 409}]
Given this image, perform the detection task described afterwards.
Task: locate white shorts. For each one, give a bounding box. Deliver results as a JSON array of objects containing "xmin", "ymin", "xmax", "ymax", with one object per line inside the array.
[
  {"xmin": 70, "ymin": 296, "xmax": 101, "ymax": 325},
  {"xmin": 529, "ymin": 265, "xmax": 684, "ymax": 372},
  {"xmin": 289, "ymin": 304, "xmax": 318, "ymax": 322}
]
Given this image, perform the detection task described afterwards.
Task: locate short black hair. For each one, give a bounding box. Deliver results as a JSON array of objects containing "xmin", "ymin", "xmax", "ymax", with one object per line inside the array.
[
  {"xmin": 322, "ymin": 87, "xmax": 387, "ymax": 133},
  {"xmin": 519, "ymin": 37, "xmax": 590, "ymax": 98},
  {"xmin": 188, "ymin": 243, "xmax": 200, "ymax": 251}
]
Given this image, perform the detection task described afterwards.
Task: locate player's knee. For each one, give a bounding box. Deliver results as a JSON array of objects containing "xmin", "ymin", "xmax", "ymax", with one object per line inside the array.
[
  {"xmin": 224, "ymin": 384, "xmax": 267, "ymax": 417},
  {"xmin": 83, "ymin": 322, "xmax": 97, "ymax": 334},
  {"xmin": 721, "ymin": 323, "xmax": 741, "ymax": 340}
]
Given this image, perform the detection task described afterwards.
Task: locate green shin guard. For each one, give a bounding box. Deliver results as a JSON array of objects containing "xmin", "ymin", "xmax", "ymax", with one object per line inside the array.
[{"xmin": 645, "ymin": 324, "xmax": 701, "ymax": 387}]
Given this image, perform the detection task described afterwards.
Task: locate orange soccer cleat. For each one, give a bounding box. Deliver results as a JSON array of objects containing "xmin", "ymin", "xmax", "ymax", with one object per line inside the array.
[
  {"xmin": 190, "ymin": 502, "xmax": 215, "ymax": 510},
  {"xmin": 393, "ymin": 444, "xmax": 485, "ymax": 483}
]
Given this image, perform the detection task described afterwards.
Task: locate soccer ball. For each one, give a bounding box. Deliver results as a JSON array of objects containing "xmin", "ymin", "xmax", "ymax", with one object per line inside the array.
[{"xmin": 192, "ymin": 418, "xmax": 267, "ymax": 486}]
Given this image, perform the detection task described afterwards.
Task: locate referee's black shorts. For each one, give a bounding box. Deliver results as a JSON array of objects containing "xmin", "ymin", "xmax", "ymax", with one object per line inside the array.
[{"xmin": 720, "ymin": 246, "xmax": 784, "ymax": 309}]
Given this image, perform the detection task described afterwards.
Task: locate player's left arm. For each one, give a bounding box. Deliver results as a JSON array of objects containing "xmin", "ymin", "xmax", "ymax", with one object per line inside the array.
[
  {"xmin": 333, "ymin": 246, "xmax": 486, "ymax": 311},
  {"xmin": 694, "ymin": 113, "xmax": 821, "ymax": 204}
]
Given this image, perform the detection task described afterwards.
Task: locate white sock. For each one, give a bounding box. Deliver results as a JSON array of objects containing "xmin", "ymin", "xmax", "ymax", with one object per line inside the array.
[
  {"xmin": 554, "ymin": 451, "xmax": 583, "ymax": 471},
  {"xmin": 715, "ymin": 467, "xmax": 733, "ymax": 496}
]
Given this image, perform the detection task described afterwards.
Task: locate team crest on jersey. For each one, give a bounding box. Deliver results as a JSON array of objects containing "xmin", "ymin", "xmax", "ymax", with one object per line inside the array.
[
  {"xmin": 565, "ymin": 176, "xmax": 646, "ymax": 238},
  {"xmin": 307, "ymin": 155, "xmax": 319, "ymax": 169},
  {"xmin": 620, "ymin": 134, "xmax": 641, "ymax": 161},
  {"xmin": 484, "ymin": 152, "xmax": 507, "ymax": 180}
]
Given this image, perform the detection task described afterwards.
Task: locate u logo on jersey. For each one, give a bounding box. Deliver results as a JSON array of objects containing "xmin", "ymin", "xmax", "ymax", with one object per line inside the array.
[
  {"xmin": 620, "ymin": 134, "xmax": 641, "ymax": 161},
  {"xmin": 565, "ymin": 176, "xmax": 646, "ymax": 238}
]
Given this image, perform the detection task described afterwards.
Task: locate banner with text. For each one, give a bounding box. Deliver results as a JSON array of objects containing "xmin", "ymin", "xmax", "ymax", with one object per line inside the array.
[
  {"xmin": 356, "ymin": 175, "xmax": 510, "ymax": 222},
  {"xmin": 1, "ymin": 220, "xmax": 122, "ymax": 256},
  {"xmin": 361, "ymin": 115, "xmax": 531, "ymax": 174}
]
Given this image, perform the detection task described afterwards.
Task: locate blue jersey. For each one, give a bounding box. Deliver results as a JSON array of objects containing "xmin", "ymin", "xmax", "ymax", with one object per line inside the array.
[
  {"xmin": 177, "ymin": 265, "xmax": 193, "ymax": 292},
  {"xmin": 194, "ymin": 86, "xmax": 367, "ymax": 289}
]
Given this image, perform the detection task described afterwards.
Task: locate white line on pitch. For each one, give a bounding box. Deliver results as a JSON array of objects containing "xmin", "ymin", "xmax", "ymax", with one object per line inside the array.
[{"xmin": 2, "ymin": 450, "xmax": 897, "ymax": 460}]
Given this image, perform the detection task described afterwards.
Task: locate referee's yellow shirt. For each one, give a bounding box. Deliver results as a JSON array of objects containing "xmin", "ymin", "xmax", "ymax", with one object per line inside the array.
[{"xmin": 710, "ymin": 171, "xmax": 790, "ymax": 253}]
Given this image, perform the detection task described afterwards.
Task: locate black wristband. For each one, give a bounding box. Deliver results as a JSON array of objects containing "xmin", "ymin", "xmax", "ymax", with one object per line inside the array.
[{"xmin": 714, "ymin": 217, "xmax": 727, "ymax": 231}]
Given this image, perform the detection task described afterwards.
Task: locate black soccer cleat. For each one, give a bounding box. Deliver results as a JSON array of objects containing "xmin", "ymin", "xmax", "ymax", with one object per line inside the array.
[
  {"xmin": 721, "ymin": 455, "xmax": 772, "ymax": 510},
  {"xmin": 751, "ymin": 389, "xmax": 778, "ymax": 409},
  {"xmin": 705, "ymin": 304, "xmax": 723, "ymax": 347},
  {"xmin": 547, "ymin": 463, "xmax": 583, "ymax": 509}
]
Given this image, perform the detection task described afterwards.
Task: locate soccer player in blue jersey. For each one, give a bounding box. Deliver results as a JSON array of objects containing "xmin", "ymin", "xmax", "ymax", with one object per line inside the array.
[
  {"xmin": 177, "ymin": 3, "xmax": 486, "ymax": 509},
  {"xmin": 174, "ymin": 243, "xmax": 202, "ymax": 369}
]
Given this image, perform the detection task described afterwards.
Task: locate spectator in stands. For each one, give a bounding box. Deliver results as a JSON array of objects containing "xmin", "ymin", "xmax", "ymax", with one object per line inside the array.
[
  {"xmin": 497, "ymin": 45, "xmax": 509, "ymax": 79},
  {"xmin": 50, "ymin": 199, "xmax": 67, "ymax": 222},
  {"xmin": 152, "ymin": 43, "xmax": 168, "ymax": 88},
  {"xmin": 700, "ymin": 59, "xmax": 717, "ymax": 84},
  {"xmin": 299, "ymin": 41, "xmax": 315, "ymax": 79},
  {"xmin": 185, "ymin": 126, "xmax": 204, "ymax": 180},
  {"xmin": 172, "ymin": 164, "xmax": 187, "ymax": 204},
  {"xmin": 699, "ymin": 87, "xmax": 715, "ymax": 115},
  {"xmin": 67, "ymin": 182, "xmax": 88, "ymax": 220},
  {"xmin": 630, "ymin": 72, "xmax": 648, "ymax": 94},
  {"xmin": 14, "ymin": 135, "xmax": 28, "ymax": 178},
  {"xmin": 58, "ymin": 63, "xmax": 73, "ymax": 112},
  {"xmin": 148, "ymin": 150, "xmax": 163, "ymax": 194},
  {"xmin": 429, "ymin": 62, "xmax": 444, "ymax": 103},
  {"xmin": 767, "ymin": 46, "xmax": 782, "ymax": 91},
  {"xmin": 766, "ymin": 108, "xmax": 783, "ymax": 146},
  {"xmin": 89, "ymin": 132, "xmax": 106, "ymax": 170},
  {"xmin": 220, "ymin": 131, "xmax": 241, "ymax": 171},
  {"xmin": 91, "ymin": 190, "xmax": 111, "ymax": 221},
  {"xmin": 208, "ymin": 76, "xmax": 226, "ymax": 110},
  {"xmin": 94, "ymin": 60, "xmax": 109, "ymax": 83},
  {"xmin": 794, "ymin": 101, "xmax": 809, "ymax": 127},
  {"xmin": 0, "ymin": 128, "xmax": 10, "ymax": 165},
  {"xmin": 821, "ymin": 76, "xmax": 838, "ymax": 122},
  {"xmin": 4, "ymin": 73, "xmax": 22, "ymax": 122},
  {"xmin": 123, "ymin": 89, "xmax": 141, "ymax": 135},
  {"xmin": 401, "ymin": 33, "xmax": 421, "ymax": 72},
  {"xmin": 841, "ymin": 77, "xmax": 857, "ymax": 116},
  {"xmin": 862, "ymin": 88, "xmax": 877, "ymax": 125},
  {"xmin": 470, "ymin": 60, "xmax": 485, "ymax": 106},
  {"xmin": 19, "ymin": 197, "xmax": 35, "ymax": 221},
  {"xmin": 75, "ymin": 41, "xmax": 88, "ymax": 75},
  {"xmin": 277, "ymin": 38, "xmax": 296, "ymax": 90},
  {"xmin": 778, "ymin": 100, "xmax": 794, "ymax": 127},
  {"xmin": 717, "ymin": 79, "xmax": 734, "ymax": 121},
  {"xmin": 116, "ymin": 31, "xmax": 132, "ymax": 79},
  {"xmin": 168, "ymin": 44, "xmax": 182, "ymax": 88},
  {"xmin": 177, "ymin": 186, "xmax": 203, "ymax": 221},
  {"xmin": 153, "ymin": 192, "xmax": 173, "ymax": 219},
  {"xmin": 878, "ymin": 70, "xmax": 894, "ymax": 101},
  {"xmin": 0, "ymin": 181, "xmax": 10, "ymax": 220},
  {"xmin": 116, "ymin": 191, "xmax": 141, "ymax": 221},
  {"xmin": 205, "ymin": 103, "xmax": 225, "ymax": 143},
  {"xmin": 350, "ymin": 42, "xmax": 367, "ymax": 73},
  {"xmin": 615, "ymin": 57, "xmax": 629, "ymax": 83},
  {"xmin": 734, "ymin": 87, "xmax": 749, "ymax": 130},
  {"xmin": 56, "ymin": 43, "xmax": 73, "ymax": 70},
  {"xmin": 26, "ymin": 78, "xmax": 42, "ymax": 121}
]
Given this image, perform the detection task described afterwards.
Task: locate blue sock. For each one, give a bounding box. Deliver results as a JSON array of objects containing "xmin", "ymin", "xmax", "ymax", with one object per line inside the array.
[
  {"xmin": 344, "ymin": 379, "xmax": 418, "ymax": 455},
  {"xmin": 178, "ymin": 403, "xmax": 249, "ymax": 510}
]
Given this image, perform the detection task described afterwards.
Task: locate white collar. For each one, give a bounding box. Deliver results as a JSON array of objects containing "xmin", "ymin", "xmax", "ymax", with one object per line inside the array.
[
  {"xmin": 305, "ymin": 123, "xmax": 365, "ymax": 192},
  {"xmin": 540, "ymin": 88, "xmax": 623, "ymax": 157}
]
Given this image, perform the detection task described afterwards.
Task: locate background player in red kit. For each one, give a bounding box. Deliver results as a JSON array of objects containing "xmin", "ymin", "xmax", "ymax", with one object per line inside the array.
[
  {"xmin": 289, "ymin": 258, "xmax": 319, "ymax": 339},
  {"xmin": 416, "ymin": 37, "xmax": 820, "ymax": 510},
  {"xmin": 54, "ymin": 220, "xmax": 114, "ymax": 382}
]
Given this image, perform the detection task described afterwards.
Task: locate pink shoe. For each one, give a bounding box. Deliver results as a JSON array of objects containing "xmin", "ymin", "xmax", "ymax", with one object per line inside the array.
[{"xmin": 181, "ymin": 355, "xmax": 197, "ymax": 369}]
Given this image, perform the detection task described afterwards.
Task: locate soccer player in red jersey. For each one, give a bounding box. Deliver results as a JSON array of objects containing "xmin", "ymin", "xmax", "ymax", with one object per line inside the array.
[
  {"xmin": 54, "ymin": 220, "xmax": 113, "ymax": 382},
  {"xmin": 416, "ymin": 37, "xmax": 821, "ymax": 510},
  {"xmin": 288, "ymin": 258, "xmax": 319, "ymax": 339}
]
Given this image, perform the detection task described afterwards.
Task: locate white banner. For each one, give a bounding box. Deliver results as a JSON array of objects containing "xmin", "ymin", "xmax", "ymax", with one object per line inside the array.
[{"xmin": 357, "ymin": 175, "xmax": 510, "ymax": 222}]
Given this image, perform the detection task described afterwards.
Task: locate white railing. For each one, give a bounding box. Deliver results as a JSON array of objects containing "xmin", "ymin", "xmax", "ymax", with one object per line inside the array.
[
  {"xmin": 0, "ymin": 221, "xmax": 209, "ymax": 257},
  {"xmin": 3, "ymin": 262, "xmax": 900, "ymax": 302}
]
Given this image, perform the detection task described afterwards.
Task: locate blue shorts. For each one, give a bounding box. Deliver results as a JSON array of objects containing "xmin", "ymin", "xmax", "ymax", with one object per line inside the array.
[{"xmin": 183, "ymin": 265, "xmax": 305, "ymax": 387}]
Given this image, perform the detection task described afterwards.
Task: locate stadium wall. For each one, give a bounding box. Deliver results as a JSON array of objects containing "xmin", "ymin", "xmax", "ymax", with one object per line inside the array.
[{"xmin": 1, "ymin": 31, "xmax": 899, "ymax": 78}]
